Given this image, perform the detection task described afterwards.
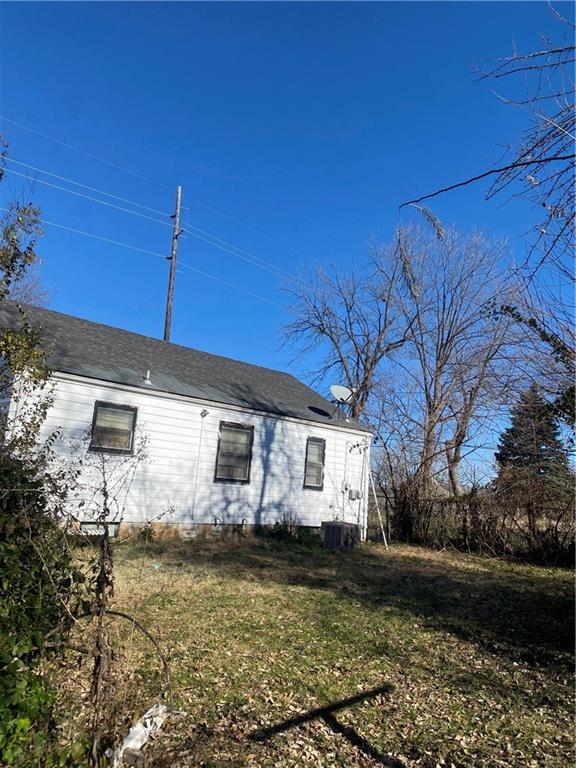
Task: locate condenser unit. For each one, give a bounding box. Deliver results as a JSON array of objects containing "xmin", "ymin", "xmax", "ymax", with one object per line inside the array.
[{"xmin": 320, "ymin": 521, "xmax": 361, "ymax": 550}]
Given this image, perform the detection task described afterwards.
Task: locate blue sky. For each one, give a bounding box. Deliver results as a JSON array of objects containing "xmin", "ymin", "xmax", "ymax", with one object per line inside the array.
[{"xmin": 0, "ymin": 1, "xmax": 569, "ymax": 385}]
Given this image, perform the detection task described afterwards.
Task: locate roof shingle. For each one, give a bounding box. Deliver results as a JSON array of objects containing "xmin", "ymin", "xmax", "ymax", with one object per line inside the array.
[{"xmin": 0, "ymin": 302, "xmax": 368, "ymax": 432}]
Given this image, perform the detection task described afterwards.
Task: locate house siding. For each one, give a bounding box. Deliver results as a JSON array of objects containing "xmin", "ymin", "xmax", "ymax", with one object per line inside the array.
[{"xmin": 23, "ymin": 373, "xmax": 371, "ymax": 533}]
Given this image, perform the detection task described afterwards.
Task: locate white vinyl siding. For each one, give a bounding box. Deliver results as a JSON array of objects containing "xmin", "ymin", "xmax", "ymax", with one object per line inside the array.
[{"xmin": 22, "ymin": 372, "xmax": 370, "ymax": 531}]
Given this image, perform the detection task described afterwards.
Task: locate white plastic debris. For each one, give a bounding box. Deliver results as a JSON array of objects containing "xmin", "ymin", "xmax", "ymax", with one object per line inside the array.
[{"xmin": 111, "ymin": 703, "xmax": 169, "ymax": 767}]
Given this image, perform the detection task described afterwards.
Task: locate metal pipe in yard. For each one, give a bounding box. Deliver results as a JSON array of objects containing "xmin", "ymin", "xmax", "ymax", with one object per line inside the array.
[{"xmin": 369, "ymin": 471, "xmax": 388, "ymax": 549}]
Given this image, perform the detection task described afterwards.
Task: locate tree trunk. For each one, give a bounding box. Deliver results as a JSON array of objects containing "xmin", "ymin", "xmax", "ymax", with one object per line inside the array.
[{"xmin": 445, "ymin": 440, "xmax": 464, "ymax": 497}]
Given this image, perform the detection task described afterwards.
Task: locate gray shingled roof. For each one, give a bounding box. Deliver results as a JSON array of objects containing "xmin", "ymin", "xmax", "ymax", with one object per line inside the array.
[{"xmin": 0, "ymin": 302, "xmax": 368, "ymax": 432}]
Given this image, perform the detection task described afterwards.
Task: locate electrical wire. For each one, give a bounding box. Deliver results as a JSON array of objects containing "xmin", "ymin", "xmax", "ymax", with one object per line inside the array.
[
  {"xmin": 0, "ymin": 206, "xmax": 285, "ymax": 309},
  {"xmin": 3, "ymin": 168, "xmax": 174, "ymax": 229},
  {"xmin": 3, "ymin": 118, "xmax": 304, "ymax": 288},
  {"xmin": 182, "ymin": 224, "xmax": 301, "ymax": 285},
  {"xmin": 33, "ymin": 218, "xmax": 171, "ymax": 260},
  {"xmin": 184, "ymin": 222, "xmax": 297, "ymax": 278},
  {"xmin": 50, "ymin": 220, "xmax": 285, "ymax": 308},
  {"xmin": 0, "ymin": 115, "xmax": 174, "ymax": 190},
  {"xmin": 5, "ymin": 157, "xmax": 173, "ymax": 219},
  {"xmin": 181, "ymin": 190, "xmax": 308, "ymax": 261},
  {"xmin": 177, "ymin": 262, "xmax": 285, "ymax": 308},
  {"xmin": 6, "ymin": 167, "xmax": 300, "ymax": 284},
  {"xmin": 45, "ymin": 219, "xmax": 285, "ymax": 307},
  {"xmin": 2, "ymin": 116, "xmax": 311, "ymax": 269}
]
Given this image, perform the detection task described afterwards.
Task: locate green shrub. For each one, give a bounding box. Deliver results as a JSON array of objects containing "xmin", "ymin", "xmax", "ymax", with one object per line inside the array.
[{"xmin": 0, "ymin": 452, "xmax": 87, "ymax": 765}]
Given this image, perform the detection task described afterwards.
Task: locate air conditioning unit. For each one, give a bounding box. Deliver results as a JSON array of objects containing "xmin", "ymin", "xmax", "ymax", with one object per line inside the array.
[{"xmin": 320, "ymin": 521, "xmax": 361, "ymax": 550}]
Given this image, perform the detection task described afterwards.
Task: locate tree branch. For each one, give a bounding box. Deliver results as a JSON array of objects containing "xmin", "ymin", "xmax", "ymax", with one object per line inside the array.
[{"xmin": 399, "ymin": 154, "xmax": 575, "ymax": 209}]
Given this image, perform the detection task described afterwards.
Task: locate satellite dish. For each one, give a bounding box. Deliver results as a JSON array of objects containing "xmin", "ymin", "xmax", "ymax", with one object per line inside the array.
[{"xmin": 330, "ymin": 384, "xmax": 354, "ymax": 404}]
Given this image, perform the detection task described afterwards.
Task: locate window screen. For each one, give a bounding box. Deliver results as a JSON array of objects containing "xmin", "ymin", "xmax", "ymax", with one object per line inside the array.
[
  {"xmin": 90, "ymin": 402, "xmax": 137, "ymax": 453},
  {"xmin": 304, "ymin": 437, "xmax": 325, "ymax": 489},
  {"xmin": 215, "ymin": 422, "xmax": 254, "ymax": 482}
]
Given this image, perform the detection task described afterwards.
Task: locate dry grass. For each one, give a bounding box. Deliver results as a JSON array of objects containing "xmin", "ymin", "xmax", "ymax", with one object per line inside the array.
[{"xmin": 49, "ymin": 538, "xmax": 574, "ymax": 767}]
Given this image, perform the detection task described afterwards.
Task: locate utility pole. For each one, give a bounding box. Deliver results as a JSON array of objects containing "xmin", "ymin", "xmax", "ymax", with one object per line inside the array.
[{"xmin": 163, "ymin": 185, "xmax": 183, "ymax": 342}]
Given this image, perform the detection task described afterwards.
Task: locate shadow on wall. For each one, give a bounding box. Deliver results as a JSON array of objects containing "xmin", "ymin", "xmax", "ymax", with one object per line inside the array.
[
  {"xmin": 66, "ymin": 381, "xmax": 348, "ymax": 531},
  {"xmin": 134, "ymin": 381, "xmax": 322, "ymax": 531},
  {"xmin": 200, "ymin": 382, "xmax": 314, "ymax": 531}
]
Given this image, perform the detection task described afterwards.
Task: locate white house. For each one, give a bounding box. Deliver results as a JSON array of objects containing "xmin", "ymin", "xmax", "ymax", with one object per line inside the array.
[{"xmin": 1, "ymin": 303, "xmax": 371, "ymax": 538}]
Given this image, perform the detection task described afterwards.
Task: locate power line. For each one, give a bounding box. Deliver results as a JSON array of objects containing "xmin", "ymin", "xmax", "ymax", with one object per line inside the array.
[
  {"xmin": 0, "ymin": 207, "xmax": 285, "ymax": 309},
  {"xmin": 177, "ymin": 262, "xmax": 285, "ymax": 308},
  {"xmin": 182, "ymin": 224, "xmax": 301, "ymax": 285},
  {"xmin": 46, "ymin": 218, "xmax": 285, "ymax": 308},
  {"xmin": 181, "ymin": 190, "xmax": 309, "ymax": 262},
  {"xmin": 183, "ymin": 223, "xmax": 298, "ymax": 279},
  {"xmin": 0, "ymin": 116, "xmax": 173, "ymax": 190},
  {"xmin": 5, "ymin": 157, "xmax": 172, "ymax": 219},
  {"xmin": 2, "ymin": 120, "xmax": 303, "ymax": 285},
  {"xmin": 2, "ymin": 116, "xmax": 311, "ymax": 267},
  {"xmin": 6, "ymin": 166, "xmax": 300, "ymax": 285},
  {"xmin": 28, "ymin": 217, "xmax": 169, "ymax": 259},
  {"xmin": 4, "ymin": 168, "xmax": 173, "ymax": 229}
]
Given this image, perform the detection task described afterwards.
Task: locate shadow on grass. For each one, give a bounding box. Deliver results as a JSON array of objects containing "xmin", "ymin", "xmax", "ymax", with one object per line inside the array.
[
  {"xmin": 251, "ymin": 683, "xmax": 402, "ymax": 767},
  {"xmin": 119, "ymin": 537, "xmax": 575, "ymax": 670}
]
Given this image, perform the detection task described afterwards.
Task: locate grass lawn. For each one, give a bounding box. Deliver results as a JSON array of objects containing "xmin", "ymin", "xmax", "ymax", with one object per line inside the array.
[{"xmin": 52, "ymin": 538, "xmax": 574, "ymax": 767}]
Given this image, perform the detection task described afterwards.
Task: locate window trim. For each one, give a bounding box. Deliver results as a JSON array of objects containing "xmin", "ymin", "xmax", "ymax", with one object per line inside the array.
[
  {"xmin": 303, "ymin": 437, "xmax": 326, "ymax": 491},
  {"xmin": 88, "ymin": 400, "xmax": 138, "ymax": 455},
  {"xmin": 214, "ymin": 421, "xmax": 254, "ymax": 484}
]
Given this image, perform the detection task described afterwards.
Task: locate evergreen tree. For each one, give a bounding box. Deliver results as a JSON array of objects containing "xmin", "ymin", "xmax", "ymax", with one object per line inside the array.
[
  {"xmin": 496, "ymin": 384, "xmax": 570, "ymax": 471},
  {"xmin": 494, "ymin": 383, "xmax": 573, "ymax": 515}
]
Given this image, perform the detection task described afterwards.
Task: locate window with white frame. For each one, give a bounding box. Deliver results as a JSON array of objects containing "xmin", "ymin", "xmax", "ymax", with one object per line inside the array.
[
  {"xmin": 304, "ymin": 437, "xmax": 325, "ymax": 490},
  {"xmin": 89, "ymin": 401, "xmax": 137, "ymax": 454},
  {"xmin": 214, "ymin": 422, "xmax": 254, "ymax": 482}
]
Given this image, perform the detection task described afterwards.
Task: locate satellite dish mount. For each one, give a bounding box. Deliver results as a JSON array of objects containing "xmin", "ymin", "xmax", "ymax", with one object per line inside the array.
[{"xmin": 329, "ymin": 384, "xmax": 355, "ymax": 421}]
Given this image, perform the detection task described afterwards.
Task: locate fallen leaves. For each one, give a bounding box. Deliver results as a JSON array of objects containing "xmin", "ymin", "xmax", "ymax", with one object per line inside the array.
[{"xmin": 45, "ymin": 539, "xmax": 574, "ymax": 767}]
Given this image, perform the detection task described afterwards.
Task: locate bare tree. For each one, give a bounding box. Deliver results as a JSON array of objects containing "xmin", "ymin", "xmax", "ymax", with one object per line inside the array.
[
  {"xmin": 482, "ymin": 25, "xmax": 575, "ymax": 277},
  {"xmin": 284, "ymin": 244, "xmax": 413, "ymax": 419},
  {"xmin": 401, "ymin": 11, "xmax": 575, "ymax": 278},
  {"xmin": 286, "ymin": 224, "xmax": 519, "ymax": 502},
  {"xmin": 7, "ymin": 260, "xmax": 51, "ymax": 306},
  {"xmin": 373, "ymin": 226, "xmax": 518, "ymax": 497}
]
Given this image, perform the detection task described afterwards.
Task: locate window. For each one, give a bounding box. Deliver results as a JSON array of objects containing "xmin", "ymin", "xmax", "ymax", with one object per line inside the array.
[
  {"xmin": 214, "ymin": 422, "xmax": 254, "ymax": 483},
  {"xmin": 89, "ymin": 401, "xmax": 137, "ymax": 454},
  {"xmin": 304, "ymin": 437, "xmax": 325, "ymax": 490}
]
